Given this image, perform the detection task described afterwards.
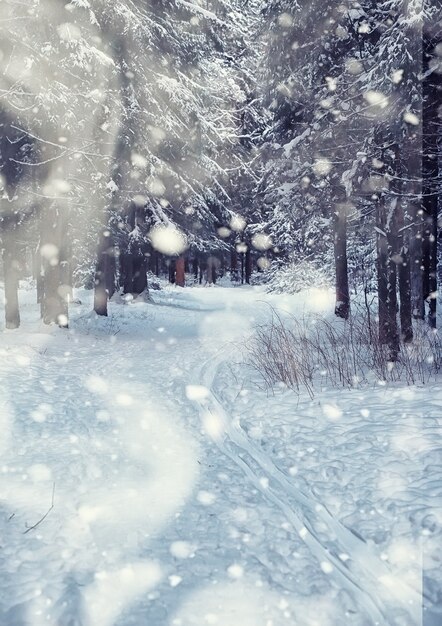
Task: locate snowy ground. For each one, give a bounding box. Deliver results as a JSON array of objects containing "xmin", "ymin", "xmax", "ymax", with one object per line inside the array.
[{"xmin": 0, "ymin": 283, "xmax": 441, "ymax": 626}]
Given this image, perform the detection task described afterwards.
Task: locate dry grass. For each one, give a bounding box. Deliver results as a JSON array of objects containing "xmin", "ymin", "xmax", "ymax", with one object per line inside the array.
[{"xmin": 248, "ymin": 306, "xmax": 442, "ymax": 397}]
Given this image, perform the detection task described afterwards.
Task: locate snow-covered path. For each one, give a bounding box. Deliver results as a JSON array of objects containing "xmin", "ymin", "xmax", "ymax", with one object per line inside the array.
[
  {"xmin": 194, "ymin": 351, "xmax": 430, "ymax": 626},
  {"xmin": 0, "ymin": 285, "xmax": 441, "ymax": 625}
]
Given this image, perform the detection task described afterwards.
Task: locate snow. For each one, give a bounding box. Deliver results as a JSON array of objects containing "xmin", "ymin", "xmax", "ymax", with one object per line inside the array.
[
  {"xmin": 149, "ymin": 225, "xmax": 188, "ymax": 255},
  {"xmin": 0, "ymin": 283, "xmax": 441, "ymax": 625},
  {"xmin": 251, "ymin": 232, "xmax": 273, "ymax": 251}
]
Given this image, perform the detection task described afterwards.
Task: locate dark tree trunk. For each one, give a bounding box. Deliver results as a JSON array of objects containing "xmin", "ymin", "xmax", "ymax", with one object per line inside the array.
[
  {"xmin": 199, "ymin": 256, "xmax": 205, "ymax": 284},
  {"xmin": 333, "ymin": 202, "xmax": 350, "ymax": 320},
  {"xmin": 207, "ymin": 256, "xmax": 216, "ymax": 284},
  {"xmin": 94, "ymin": 230, "xmax": 115, "ymax": 316},
  {"xmin": 220, "ymin": 253, "xmax": 226, "ymax": 277},
  {"xmin": 405, "ymin": 107, "xmax": 425, "ymax": 321},
  {"xmin": 397, "ymin": 198, "xmax": 413, "ymax": 342},
  {"xmin": 94, "ymin": 274, "xmax": 108, "ymax": 316},
  {"xmin": 120, "ymin": 253, "xmax": 134, "ymax": 294},
  {"xmin": 168, "ymin": 259, "xmax": 175, "ymax": 284},
  {"xmin": 393, "ymin": 145, "xmax": 413, "ymax": 343},
  {"xmin": 410, "ymin": 204, "xmax": 425, "ymax": 319},
  {"xmin": 377, "ymin": 194, "xmax": 399, "ymax": 359},
  {"xmin": 132, "ymin": 256, "xmax": 147, "ymax": 293},
  {"xmin": 245, "ymin": 249, "xmax": 252, "ymax": 284},
  {"xmin": 421, "ymin": 31, "xmax": 440, "ymax": 328},
  {"xmin": 120, "ymin": 253, "xmax": 147, "ymax": 294},
  {"xmin": 192, "ymin": 256, "xmax": 198, "ymax": 281},
  {"xmin": 106, "ymin": 252, "xmax": 116, "ymax": 299},
  {"xmin": 175, "ymin": 256, "xmax": 185, "ymax": 287},
  {"xmin": 3, "ymin": 238, "xmax": 20, "ymax": 329},
  {"xmin": 230, "ymin": 247, "xmax": 238, "ymax": 281}
]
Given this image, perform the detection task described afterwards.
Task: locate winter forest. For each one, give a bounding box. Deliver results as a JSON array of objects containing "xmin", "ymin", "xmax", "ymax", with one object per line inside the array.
[{"xmin": 0, "ymin": 0, "xmax": 441, "ymax": 625}]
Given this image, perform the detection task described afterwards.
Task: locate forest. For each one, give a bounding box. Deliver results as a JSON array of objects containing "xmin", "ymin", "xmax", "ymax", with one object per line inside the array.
[
  {"xmin": 0, "ymin": 1, "xmax": 441, "ymax": 625},
  {"xmin": 1, "ymin": 1, "xmax": 439, "ymax": 347}
]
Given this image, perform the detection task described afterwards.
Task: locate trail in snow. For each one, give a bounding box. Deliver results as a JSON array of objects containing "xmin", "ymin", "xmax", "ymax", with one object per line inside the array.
[
  {"xmin": 1, "ymin": 284, "xmax": 439, "ymax": 625},
  {"xmin": 0, "ymin": 334, "xmax": 199, "ymax": 626},
  {"xmin": 192, "ymin": 350, "xmax": 423, "ymax": 626}
]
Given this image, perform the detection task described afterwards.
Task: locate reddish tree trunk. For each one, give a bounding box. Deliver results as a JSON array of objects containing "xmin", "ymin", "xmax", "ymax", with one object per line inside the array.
[{"xmin": 175, "ymin": 257, "xmax": 185, "ymax": 287}]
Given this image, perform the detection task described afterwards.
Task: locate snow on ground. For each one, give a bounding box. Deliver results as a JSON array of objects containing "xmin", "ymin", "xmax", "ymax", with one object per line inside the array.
[{"xmin": 0, "ymin": 283, "xmax": 441, "ymax": 625}]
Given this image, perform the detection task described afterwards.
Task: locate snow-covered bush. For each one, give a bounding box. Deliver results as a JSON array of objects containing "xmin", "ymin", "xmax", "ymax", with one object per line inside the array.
[
  {"xmin": 146, "ymin": 271, "xmax": 163, "ymax": 291},
  {"xmin": 258, "ymin": 260, "xmax": 333, "ymax": 294}
]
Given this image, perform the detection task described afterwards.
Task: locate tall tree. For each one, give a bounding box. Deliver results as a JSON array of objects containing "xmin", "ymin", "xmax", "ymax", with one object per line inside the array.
[
  {"xmin": 422, "ymin": 14, "xmax": 442, "ymax": 328},
  {"xmin": 334, "ymin": 196, "xmax": 350, "ymax": 320},
  {"xmin": 0, "ymin": 109, "xmax": 37, "ymax": 328}
]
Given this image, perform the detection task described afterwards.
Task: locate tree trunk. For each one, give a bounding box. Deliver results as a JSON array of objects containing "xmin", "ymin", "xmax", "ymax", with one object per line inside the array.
[
  {"xmin": 199, "ymin": 256, "xmax": 205, "ymax": 284},
  {"xmin": 397, "ymin": 198, "xmax": 413, "ymax": 342},
  {"xmin": 220, "ymin": 253, "xmax": 226, "ymax": 277},
  {"xmin": 132, "ymin": 256, "xmax": 147, "ymax": 293},
  {"xmin": 245, "ymin": 249, "xmax": 252, "ymax": 284},
  {"xmin": 40, "ymin": 204, "xmax": 69, "ymax": 327},
  {"xmin": 410, "ymin": 204, "xmax": 425, "ymax": 319},
  {"xmin": 421, "ymin": 31, "xmax": 440, "ymax": 328},
  {"xmin": 120, "ymin": 253, "xmax": 133, "ymax": 294},
  {"xmin": 3, "ymin": 238, "xmax": 20, "ymax": 329},
  {"xmin": 393, "ymin": 143, "xmax": 413, "ymax": 343},
  {"xmin": 33, "ymin": 243, "xmax": 44, "ymax": 304},
  {"xmin": 377, "ymin": 195, "xmax": 399, "ymax": 359},
  {"xmin": 94, "ymin": 230, "xmax": 113, "ymax": 316},
  {"xmin": 192, "ymin": 256, "xmax": 198, "ymax": 282},
  {"xmin": 230, "ymin": 247, "xmax": 238, "ymax": 282},
  {"xmin": 175, "ymin": 256, "xmax": 185, "ymax": 287},
  {"xmin": 207, "ymin": 256, "xmax": 215, "ymax": 284},
  {"xmin": 168, "ymin": 259, "xmax": 175, "ymax": 284},
  {"xmin": 106, "ymin": 249, "xmax": 116, "ymax": 299},
  {"xmin": 333, "ymin": 202, "xmax": 350, "ymax": 319}
]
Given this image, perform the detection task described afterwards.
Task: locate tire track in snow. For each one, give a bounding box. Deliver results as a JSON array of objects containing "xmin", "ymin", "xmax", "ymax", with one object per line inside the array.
[{"xmin": 193, "ymin": 352, "xmax": 423, "ymax": 626}]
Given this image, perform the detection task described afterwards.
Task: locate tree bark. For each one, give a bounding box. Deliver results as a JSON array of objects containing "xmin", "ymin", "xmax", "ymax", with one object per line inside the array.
[
  {"xmin": 175, "ymin": 256, "xmax": 185, "ymax": 287},
  {"xmin": 410, "ymin": 204, "xmax": 425, "ymax": 319},
  {"xmin": 397, "ymin": 198, "xmax": 413, "ymax": 342},
  {"xmin": 377, "ymin": 194, "xmax": 399, "ymax": 359},
  {"xmin": 333, "ymin": 202, "xmax": 350, "ymax": 319},
  {"xmin": 33, "ymin": 243, "xmax": 44, "ymax": 304},
  {"xmin": 207, "ymin": 256, "xmax": 215, "ymax": 284},
  {"xmin": 393, "ymin": 144, "xmax": 413, "ymax": 342},
  {"xmin": 120, "ymin": 253, "xmax": 134, "ymax": 294},
  {"xmin": 421, "ymin": 31, "xmax": 440, "ymax": 328},
  {"xmin": 132, "ymin": 256, "xmax": 147, "ymax": 293},
  {"xmin": 245, "ymin": 248, "xmax": 252, "ymax": 284},
  {"xmin": 230, "ymin": 247, "xmax": 238, "ymax": 282},
  {"xmin": 192, "ymin": 256, "xmax": 198, "ymax": 282},
  {"xmin": 40, "ymin": 204, "xmax": 69, "ymax": 327},
  {"xmin": 168, "ymin": 259, "xmax": 175, "ymax": 284},
  {"xmin": 94, "ymin": 230, "xmax": 114, "ymax": 316},
  {"xmin": 3, "ymin": 238, "xmax": 20, "ymax": 329}
]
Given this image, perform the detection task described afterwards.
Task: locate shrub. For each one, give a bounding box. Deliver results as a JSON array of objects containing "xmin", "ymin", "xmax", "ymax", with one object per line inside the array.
[
  {"xmin": 256, "ymin": 259, "xmax": 333, "ymax": 294},
  {"xmin": 248, "ymin": 306, "xmax": 442, "ymax": 397}
]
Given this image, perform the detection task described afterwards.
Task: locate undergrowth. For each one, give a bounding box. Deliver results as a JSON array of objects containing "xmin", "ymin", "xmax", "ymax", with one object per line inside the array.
[{"xmin": 248, "ymin": 306, "xmax": 442, "ymax": 397}]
